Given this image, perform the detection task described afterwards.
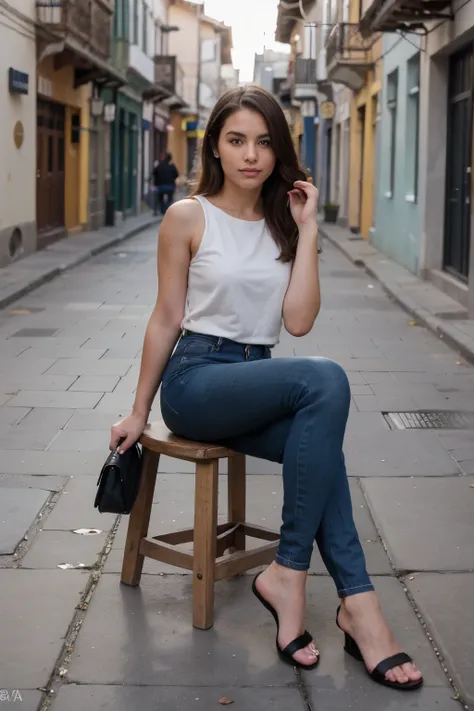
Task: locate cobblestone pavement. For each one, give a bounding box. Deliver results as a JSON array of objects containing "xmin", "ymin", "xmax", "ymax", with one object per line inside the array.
[{"xmin": 0, "ymin": 226, "xmax": 473, "ymax": 710}]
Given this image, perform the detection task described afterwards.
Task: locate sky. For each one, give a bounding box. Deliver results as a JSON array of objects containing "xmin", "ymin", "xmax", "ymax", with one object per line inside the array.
[{"xmin": 199, "ymin": 0, "xmax": 290, "ymax": 82}]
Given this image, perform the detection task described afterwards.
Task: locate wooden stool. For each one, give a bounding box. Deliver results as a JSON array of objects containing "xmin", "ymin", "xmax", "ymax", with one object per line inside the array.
[{"xmin": 120, "ymin": 421, "xmax": 280, "ymax": 629}]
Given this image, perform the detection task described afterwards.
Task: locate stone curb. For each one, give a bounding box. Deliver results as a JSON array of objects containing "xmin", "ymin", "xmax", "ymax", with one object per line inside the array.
[
  {"xmin": 319, "ymin": 225, "xmax": 474, "ymax": 366},
  {"xmin": 0, "ymin": 216, "xmax": 161, "ymax": 311}
]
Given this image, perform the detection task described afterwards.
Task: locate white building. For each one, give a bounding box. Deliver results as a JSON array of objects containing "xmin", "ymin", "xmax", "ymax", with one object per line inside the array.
[{"xmin": 0, "ymin": 0, "xmax": 37, "ymax": 265}]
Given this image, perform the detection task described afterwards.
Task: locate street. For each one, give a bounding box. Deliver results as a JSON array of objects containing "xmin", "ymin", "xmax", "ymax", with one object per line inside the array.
[{"xmin": 1, "ymin": 225, "xmax": 473, "ymax": 711}]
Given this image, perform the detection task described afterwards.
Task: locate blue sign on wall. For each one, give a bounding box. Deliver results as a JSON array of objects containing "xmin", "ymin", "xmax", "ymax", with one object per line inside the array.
[{"xmin": 9, "ymin": 68, "xmax": 29, "ymax": 95}]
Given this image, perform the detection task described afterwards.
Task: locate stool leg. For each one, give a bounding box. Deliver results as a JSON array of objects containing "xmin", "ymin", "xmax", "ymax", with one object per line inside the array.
[
  {"xmin": 227, "ymin": 454, "xmax": 246, "ymax": 552},
  {"xmin": 192, "ymin": 459, "xmax": 218, "ymax": 629},
  {"xmin": 121, "ymin": 449, "xmax": 160, "ymax": 587}
]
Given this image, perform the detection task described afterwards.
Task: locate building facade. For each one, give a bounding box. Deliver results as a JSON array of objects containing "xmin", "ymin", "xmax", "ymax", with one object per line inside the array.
[
  {"xmin": 362, "ymin": 0, "xmax": 474, "ymax": 316},
  {"xmin": 326, "ymin": 0, "xmax": 382, "ymax": 237},
  {"xmin": 168, "ymin": 0, "xmax": 233, "ymax": 179},
  {"xmin": 0, "ymin": 0, "xmax": 37, "ymax": 265},
  {"xmin": 371, "ymin": 35, "xmax": 423, "ymax": 273}
]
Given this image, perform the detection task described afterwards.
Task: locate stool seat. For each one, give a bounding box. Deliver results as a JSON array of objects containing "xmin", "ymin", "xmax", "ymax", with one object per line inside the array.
[
  {"xmin": 140, "ymin": 421, "xmax": 238, "ymax": 460},
  {"xmin": 120, "ymin": 420, "xmax": 280, "ymax": 629}
]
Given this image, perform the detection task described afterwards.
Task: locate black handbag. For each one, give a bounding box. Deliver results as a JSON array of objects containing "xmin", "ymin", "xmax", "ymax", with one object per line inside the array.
[{"xmin": 94, "ymin": 442, "xmax": 142, "ymax": 514}]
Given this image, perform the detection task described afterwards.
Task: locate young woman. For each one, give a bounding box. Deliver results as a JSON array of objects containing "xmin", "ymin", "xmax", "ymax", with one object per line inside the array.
[{"xmin": 110, "ymin": 86, "xmax": 423, "ymax": 690}]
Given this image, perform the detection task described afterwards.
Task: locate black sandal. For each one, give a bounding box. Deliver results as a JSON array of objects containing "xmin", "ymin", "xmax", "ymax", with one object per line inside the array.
[
  {"xmin": 252, "ymin": 573, "xmax": 319, "ymax": 670},
  {"xmin": 336, "ymin": 605, "xmax": 423, "ymax": 690}
]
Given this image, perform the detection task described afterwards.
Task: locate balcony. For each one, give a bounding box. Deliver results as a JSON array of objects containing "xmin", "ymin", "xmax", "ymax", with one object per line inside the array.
[
  {"xmin": 326, "ymin": 23, "xmax": 374, "ymax": 92},
  {"xmin": 154, "ymin": 55, "xmax": 188, "ymax": 110},
  {"xmin": 294, "ymin": 57, "xmax": 318, "ymax": 101},
  {"xmin": 360, "ymin": 0, "xmax": 452, "ymax": 36},
  {"xmin": 36, "ymin": 0, "xmax": 113, "ymax": 60}
]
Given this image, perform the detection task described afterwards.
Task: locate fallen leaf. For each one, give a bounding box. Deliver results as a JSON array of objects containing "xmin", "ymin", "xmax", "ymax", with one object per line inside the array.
[
  {"xmin": 456, "ymin": 361, "xmax": 464, "ymax": 366},
  {"xmin": 470, "ymin": 484, "xmax": 474, "ymax": 488},
  {"xmin": 218, "ymin": 698, "xmax": 234, "ymax": 705},
  {"xmin": 408, "ymin": 321, "xmax": 417, "ymax": 326}
]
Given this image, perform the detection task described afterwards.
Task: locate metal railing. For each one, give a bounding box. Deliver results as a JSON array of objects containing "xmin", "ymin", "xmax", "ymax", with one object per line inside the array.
[
  {"xmin": 326, "ymin": 23, "xmax": 373, "ymax": 68},
  {"xmin": 36, "ymin": 0, "xmax": 112, "ymax": 59}
]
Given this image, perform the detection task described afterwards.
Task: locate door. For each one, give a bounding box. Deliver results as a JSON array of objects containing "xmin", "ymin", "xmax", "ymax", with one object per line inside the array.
[
  {"xmin": 444, "ymin": 47, "xmax": 472, "ymax": 281},
  {"xmin": 36, "ymin": 100, "xmax": 65, "ymax": 236}
]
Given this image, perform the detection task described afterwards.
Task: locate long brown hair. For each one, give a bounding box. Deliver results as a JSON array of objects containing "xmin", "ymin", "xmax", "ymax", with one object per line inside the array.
[{"xmin": 192, "ymin": 85, "xmax": 307, "ymax": 262}]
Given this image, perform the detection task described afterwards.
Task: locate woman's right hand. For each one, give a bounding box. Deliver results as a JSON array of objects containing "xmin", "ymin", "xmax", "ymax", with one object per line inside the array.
[{"xmin": 109, "ymin": 412, "xmax": 147, "ymax": 453}]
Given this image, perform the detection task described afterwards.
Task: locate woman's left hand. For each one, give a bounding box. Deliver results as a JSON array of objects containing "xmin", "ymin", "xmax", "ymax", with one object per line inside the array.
[{"xmin": 288, "ymin": 180, "xmax": 319, "ymax": 228}]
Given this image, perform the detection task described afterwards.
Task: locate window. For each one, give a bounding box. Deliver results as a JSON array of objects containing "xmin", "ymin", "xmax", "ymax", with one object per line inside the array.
[
  {"xmin": 406, "ymin": 53, "xmax": 420, "ymax": 202},
  {"xmin": 142, "ymin": 1, "xmax": 148, "ymax": 53},
  {"xmin": 133, "ymin": 0, "xmax": 138, "ymax": 45},
  {"xmin": 386, "ymin": 69, "xmax": 398, "ymax": 198}
]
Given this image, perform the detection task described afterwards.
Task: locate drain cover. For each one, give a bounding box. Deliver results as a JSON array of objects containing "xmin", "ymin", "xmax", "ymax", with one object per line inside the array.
[{"xmin": 384, "ymin": 411, "xmax": 474, "ymax": 430}]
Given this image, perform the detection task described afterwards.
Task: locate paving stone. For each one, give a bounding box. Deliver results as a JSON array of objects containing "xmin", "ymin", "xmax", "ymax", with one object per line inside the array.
[
  {"xmin": 18, "ymin": 346, "xmax": 107, "ymax": 359},
  {"xmin": 69, "ymin": 375, "xmax": 120, "ymax": 392},
  {"xmin": 0, "ymin": 393, "xmax": 13, "ymax": 406},
  {"xmin": 345, "ymin": 411, "xmax": 390, "ymax": 434},
  {"xmin": 0, "ymin": 374, "xmax": 78, "ymax": 393},
  {"xmin": 51, "ymin": 685, "xmax": 300, "ymax": 710},
  {"xmin": 21, "ymin": 530, "xmax": 107, "ymax": 569},
  {"xmin": 0, "ymin": 473, "xmax": 68, "ymax": 491},
  {"xmin": 0, "ymin": 690, "xmax": 42, "ymax": 710},
  {"xmin": 0, "ymin": 487, "xmax": 50, "ymax": 554},
  {"xmin": 344, "ymin": 430, "xmax": 461, "ymax": 477},
  {"xmin": 361, "ymin": 477, "xmax": 474, "ymax": 571},
  {"xmin": 65, "ymin": 409, "xmax": 122, "ymax": 430},
  {"xmin": 0, "ymin": 449, "xmax": 105, "ymax": 475},
  {"xmin": 304, "ymin": 688, "xmax": 457, "ymax": 709},
  {"xmin": 436, "ymin": 431, "xmax": 474, "ymax": 450},
  {"xmin": 459, "ymin": 460, "xmax": 474, "ymax": 474},
  {"xmin": 0, "ymin": 407, "xmax": 30, "ymax": 427},
  {"xmin": 10, "ymin": 327, "xmax": 60, "ymax": 337},
  {"xmin": 15, "ymin": 407, "xmax": 74, "ymax": 432},
  {"xmin": 0, "ymin": 570, "xmax": 87, "ymax": 688},
  {"xmin": 7, "ymin": 390, "xmax": 103, "ymax": 409},
  {"xmin": 65, "ymin": 574, "xmax": 445, "ymax": 689},
  {"xmin": 353, "ymin": 393, "xmax": 419, "ymax": 411},
  {"xmin": 0, "ymin": 428, "xmax": 56, "ymax": 450},
  {"xmin": 406, "ymin": 573, "xmax": 474, "ymax": 707},
  {"xmin": 44, "ymin": 476, "xmax": 116, "ymax": 531},
  {"xmin": 48, "ymin": 429, "xmax": 110, "ymax": 452},
  {"xmin": 0, "ymin": 357, "xmax": 57, "ymax": 376},
  {"xmin": 45, "ymin": 358, "xmax": 133, "ymax": 376}
]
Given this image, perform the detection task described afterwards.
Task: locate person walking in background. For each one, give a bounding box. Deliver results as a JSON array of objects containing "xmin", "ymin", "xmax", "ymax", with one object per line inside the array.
[{"xmin": 152, "ymin": 153, "xmax": 179, "ymax": 215}]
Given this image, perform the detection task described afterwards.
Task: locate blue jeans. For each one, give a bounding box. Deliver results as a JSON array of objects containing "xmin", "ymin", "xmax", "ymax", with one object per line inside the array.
[{"xmin": 160, "ymin": 331, "xmax": 373, "ymax": 597}]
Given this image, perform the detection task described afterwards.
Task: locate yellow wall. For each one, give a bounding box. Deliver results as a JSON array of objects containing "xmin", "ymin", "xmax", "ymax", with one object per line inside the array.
[
  {"xmin": 348, "ymin": 35, "xmax": 382, "ymax": 238},
  {"xmin": 168, "ymin": 113, "xmax": 194, "ymax": 177},
  {"xmin": 37, "ymin": 58, "xmax": 89, "ymax": 231}
]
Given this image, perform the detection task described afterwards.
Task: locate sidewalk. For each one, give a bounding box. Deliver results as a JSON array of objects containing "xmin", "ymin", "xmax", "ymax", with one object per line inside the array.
[
  {"xmin": 1, "ymin": 226, "xmax": 473, "ymax": 711},
  {"xmin": 319, "ymin": 221, "xmax": 474, "ymax": 364},
  {"xmin": 0, "ymin": 211, "xmax": 161, "ymax": 310}
]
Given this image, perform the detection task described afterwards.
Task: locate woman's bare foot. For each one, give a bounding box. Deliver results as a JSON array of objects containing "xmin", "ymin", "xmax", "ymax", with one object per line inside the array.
[
  {"xmin": 255, "ymin": 562, "xmax": 319, "ymax": 667},
  {"xmin": 338, "ymin": 592, "xmax": 423, "ymax": 685}
]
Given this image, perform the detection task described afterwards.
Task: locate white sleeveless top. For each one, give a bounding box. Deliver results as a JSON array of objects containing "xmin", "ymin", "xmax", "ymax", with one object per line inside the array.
[{"xmin": 181, "ymin": 195, "xmax": 291, "ymax": 345}]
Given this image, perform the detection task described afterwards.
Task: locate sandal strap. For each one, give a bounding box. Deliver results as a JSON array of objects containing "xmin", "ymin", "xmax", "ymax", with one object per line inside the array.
[
  {"xmin": 372, "ymin": 652, "xmax": 413, "ymax": 680},
  {"xmin": 281, "ymin": 630, "xmax": 313, "ymax": 658}
]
